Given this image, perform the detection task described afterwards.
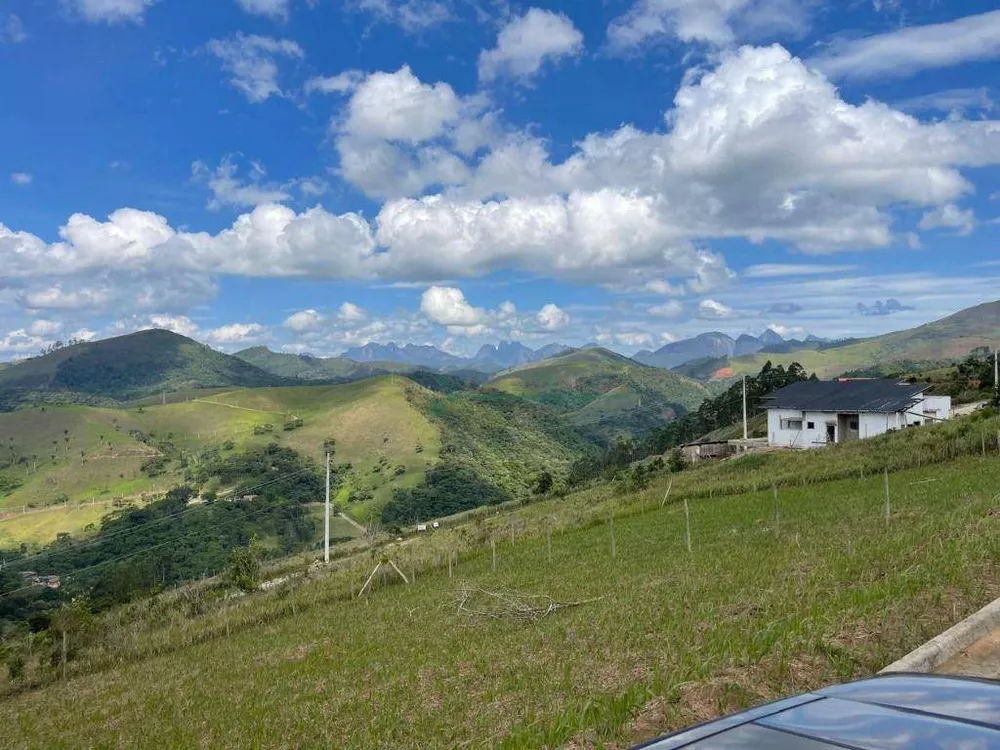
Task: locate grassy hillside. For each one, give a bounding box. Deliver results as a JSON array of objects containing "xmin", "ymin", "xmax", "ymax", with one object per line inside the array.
[
  {"xmin": 721, "ymin": 300, "xmax": 1000, "ymax": 379},
  {"xmin": 4, "ymin": 414, "xmax": 1000, "ymax": 747},
  {"xmin": 0, "ymin": 330, "xmax": 284, "ymax": 409},
  {"xmin": 489, "ymin": 348, "xmax": 708, "ymax": 438},
  {"xmin": 0, "ymin": 377, "xmax": 442, "ymax": 542}
]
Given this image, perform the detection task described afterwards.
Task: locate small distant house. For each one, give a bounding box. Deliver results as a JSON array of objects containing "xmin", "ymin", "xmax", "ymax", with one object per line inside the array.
[
  {"xmin": 764, "ymin": 379, "xmax": 951, "ymax": 449},
  {"xmin": 681, "ymin": 440, "xmax": 736, "ymax": 463}
]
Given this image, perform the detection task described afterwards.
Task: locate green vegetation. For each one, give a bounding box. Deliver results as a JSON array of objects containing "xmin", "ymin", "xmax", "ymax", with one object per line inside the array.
[
  {"xmin": 488, "ymin": 348, "xmax": 708, "ymax": 439},
  {"xmin": 0, "ymin": 330, "xmax": 286, "ymax": 411},
  {"xmin": 1, "ymin": 412, "xmax": 999, "ymax": 746}
]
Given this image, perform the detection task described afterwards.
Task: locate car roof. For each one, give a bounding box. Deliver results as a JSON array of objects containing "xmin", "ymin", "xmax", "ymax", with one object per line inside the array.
[{"xmin": 636, "ymin": 674, "xmax": 1000, "ymax": 749}]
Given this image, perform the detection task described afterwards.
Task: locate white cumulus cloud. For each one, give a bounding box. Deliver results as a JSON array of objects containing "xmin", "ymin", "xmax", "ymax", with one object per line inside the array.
[
  {"xmin": 420, "ymin": 286, "xmax": 484, "ymax": 327},
  {"xmin": 10, "ymin": 172, "xmax": 31, "ymax": 186},
  {"xmin": 918, "ymin": 204, "xmax": 976, "ymax": 236},
  {"xmin": 697, "ymin": 299, "xmax": 735, "ymax": 319},
  {"xmin": 536, "ymin": 303, "xmax": 570, "ymax": 330},
  {"xmin": 478, "ymin": 8, "xmax": 584, "ymax": 84},
  {"xmin": 284, "ymin": 309, "xmax": 326, "ymax": 332}
]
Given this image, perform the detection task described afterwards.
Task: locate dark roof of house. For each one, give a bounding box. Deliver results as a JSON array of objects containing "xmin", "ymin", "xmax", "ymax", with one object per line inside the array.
[{"xmin": 763, "ymin": 378, "xmax": 930, "ymax": 413}]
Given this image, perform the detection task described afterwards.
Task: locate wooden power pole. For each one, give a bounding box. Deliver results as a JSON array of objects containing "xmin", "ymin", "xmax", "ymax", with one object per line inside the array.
[{"xmin": 742, "ymin": 375, "xmax": 748, "ymax": 440}]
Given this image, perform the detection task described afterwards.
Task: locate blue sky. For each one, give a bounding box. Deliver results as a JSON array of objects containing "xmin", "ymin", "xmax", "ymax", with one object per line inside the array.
[{"xmin": 1, "ymin": 0, "xmax": 999, "ymax": 358}]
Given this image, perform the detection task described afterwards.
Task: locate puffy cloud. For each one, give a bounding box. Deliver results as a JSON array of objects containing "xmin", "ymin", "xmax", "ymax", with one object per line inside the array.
[
  {"xmin": 596, "ymin": 330, "xmax": 654, "ymax": 348},
  {"xmin": 420, "ymin": 286, "xmax": 484, "ymax": 326},
  {"xmin": 1, "ymin": 14, "xmax": 27, "ymax": 43},
  {"xmin": 204, "ymin": 322, "xmax": 267, "ymax": 344},
  {"xmin": 343, "ymin": 65, "xmax": 460, "ymax": 144},
  {"xmin": 856, "ymin": 298, "xmax": 914, "ymax": 317},
  {"xmin": 918, "ymin": 204, "xmax": 976, "ymax": 236},
  {"xmin": 478, "ymin": 8, "xmax": 584, "ymax": 84},
  {"xmin": 148, "ymin": 315, "xmax": 200, "ymax": 337},
  {"xmin": 206, "ymin": 34, "xmax": 304, "ymax": 103},
  {"xmin": 28, "ymin": 319, "xmax": 62, "ymax": 336},
  {"xmin": 648, "ymin": 300, "xmax": 683, "ymax": 317},
  {"xmin": 0, "ymin": 329, "xmax": 46, "ymax": 357},
  {"xmin": 284, "ymin": 309, "xmax": 325, "ymax": 332},
  {"xmin": 191, "ymin": 158, "xmax": 291, "ymax": 210},
  {"xmin": 352, "ymin": 0, "xmax": 453, "ymax": 33},
  {"xmin": 607, "ymin": 0, "xmax": 810, "ymax": 51},
  {"xmin": 305, "ymin": 70, "xmax": 365, "ymax": 95},
  {"xmin": 236, "ymin": 0, "xmax": 289, "ymax": 20},
  {"xmin": 697, "ymin": 299, "xmax": 735, "ymax": 319},
  {"xmin": 10, "ymin": 172, "xmax": 31, "ymax": 185},
  {"xmin": 337, "ymin": 302, "xmax": 367, "ymax": 322},
  {"xmin": 68, "ymin": 0, "xmax": 156, "ymax": 24},
  {"xmin": 375, "ymin": 190, "xmax": 724, "ymax": 286},
  {"xmin": 535, "ymin": 303, "xmax": 570, "ymax": 331},
  {"xmin": 812, "ymin": 10, "xmax": 1000, "ymax": 80}
]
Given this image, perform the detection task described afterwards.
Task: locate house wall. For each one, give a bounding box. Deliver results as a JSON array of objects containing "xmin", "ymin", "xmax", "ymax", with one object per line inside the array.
[
  {"xmin": 767, "ymin": 394, "xmax": 952, "ymax": 449},
  {"xmin": 859, "ymin": 411, "xmax": 904, "ymax": 438},
  {"xmin": 921, "ymin": 395, "xmax": 951, "ymax": 422},
  {"xmin": 768, "ymin": 409, "xmax": 839, "ymax": 449}
]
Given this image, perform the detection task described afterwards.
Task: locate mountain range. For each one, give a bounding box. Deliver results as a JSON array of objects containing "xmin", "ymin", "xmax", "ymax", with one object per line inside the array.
[
  {"xmin": 633, "ymin": 329, "xmax": 819, "ymax": 369},
  {"xmin": 340, "ymin": 340, "xmax": 573, "ymax": 373}
]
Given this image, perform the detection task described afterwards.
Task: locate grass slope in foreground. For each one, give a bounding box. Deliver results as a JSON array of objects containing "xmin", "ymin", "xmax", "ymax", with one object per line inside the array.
[{"xmin": 4, "ymin": 419, "xmax": 1000, "ymax": 746}]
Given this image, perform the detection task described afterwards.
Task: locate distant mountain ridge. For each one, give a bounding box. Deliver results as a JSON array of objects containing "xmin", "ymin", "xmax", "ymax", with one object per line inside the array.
[
  {"xmin": 633, "ymin": 330, "xmax": 814, "ymax": 370},
  {"xmin": 341, "ymin": 340, "xmax": 574, "ymax": 374}
]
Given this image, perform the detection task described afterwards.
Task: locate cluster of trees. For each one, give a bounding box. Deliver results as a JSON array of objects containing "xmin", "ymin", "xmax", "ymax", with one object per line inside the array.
[{"xmin": 380, "ymin": 463, "xmax": 510, "ymax": 527}]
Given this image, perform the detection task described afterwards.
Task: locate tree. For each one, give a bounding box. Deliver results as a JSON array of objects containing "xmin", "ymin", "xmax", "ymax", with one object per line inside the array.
[
  {"xmin": 533, "ymin": 470, "xmax": 554, "ymax": 496},
  {"xmin": 226, "ymin": 538, "xmax": 262, "ymax": 593}
]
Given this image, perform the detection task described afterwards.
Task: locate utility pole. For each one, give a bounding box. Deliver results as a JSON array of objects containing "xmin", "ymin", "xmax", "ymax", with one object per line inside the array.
[
  {"xmin": 324, "ymin": 451, "xmax": 331, "ymax": 564},
  {"xmin": 994, "ymin": 349, "xmax": 999, "ymax": 407},
  {"xmin": 742, "ymin": 375, "xmax": 748, "ymax": 440}
]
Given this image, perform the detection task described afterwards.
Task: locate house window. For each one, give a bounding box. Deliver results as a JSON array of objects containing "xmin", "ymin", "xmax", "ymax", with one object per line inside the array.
[
  {"xmin": 849, "ymin": 419, "xmax": 859, "ymax": 431},
  {"xmin": 781, "ymin": 418, "xmax": 803, "ymax": 430},
  {"xmin": 806, "ymin": 421, "xmax": 815, "ymax": 430}
]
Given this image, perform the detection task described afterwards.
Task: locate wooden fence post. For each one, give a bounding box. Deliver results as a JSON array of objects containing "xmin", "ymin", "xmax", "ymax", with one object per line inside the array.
[
  {"xmin": 684, "ymin": 499, "xmax": 692, "ymax": 554},
  {"xmin": 609, "ymin": 517, "xmax": 617, "ymax": 561},
  {"xmin": 772, "ymin": 484, "xmax": 780, "ymax": 537},
  {"xmin": 883, "ymin": 467, "xmax": 890, "ymax": 528},
  {"xmin": 491, "ymin": 538, "xmax": 497, "ymax": 572}
]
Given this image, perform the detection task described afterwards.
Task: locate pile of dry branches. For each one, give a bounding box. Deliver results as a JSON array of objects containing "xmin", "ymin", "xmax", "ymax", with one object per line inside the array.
[{"xmin": 453, "ymin": 586, "xmax": 603, "ymax": 623}]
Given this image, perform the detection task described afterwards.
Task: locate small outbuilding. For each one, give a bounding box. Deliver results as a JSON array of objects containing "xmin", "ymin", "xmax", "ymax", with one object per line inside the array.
[
  {"xmin": 680, "ymin": 440, "xmax": 736, "ymax": 462},
  {"xmin": 764, "ymin": 378, "xmax": 950, "ymax": 449}
]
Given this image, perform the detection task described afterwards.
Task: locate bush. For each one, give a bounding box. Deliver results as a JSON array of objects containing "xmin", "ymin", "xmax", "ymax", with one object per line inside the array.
[{"xmin": 227, "ymin": 541, "xmax": 262, "ymax": 593}]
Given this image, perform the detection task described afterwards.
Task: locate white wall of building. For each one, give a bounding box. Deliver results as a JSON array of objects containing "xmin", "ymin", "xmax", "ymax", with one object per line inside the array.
[
  {"xmin": 767, "ymin": 393, "xmax": 952, "ymax": 449},
  {"xmin": 768, "ymin": 409, "xmax": 838, "ymax": 449}
]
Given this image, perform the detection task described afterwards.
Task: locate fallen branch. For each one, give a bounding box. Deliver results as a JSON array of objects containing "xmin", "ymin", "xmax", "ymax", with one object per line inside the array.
[{"xmin": 453, "ymin": 587, "xmax": 604, "ymax": 623}]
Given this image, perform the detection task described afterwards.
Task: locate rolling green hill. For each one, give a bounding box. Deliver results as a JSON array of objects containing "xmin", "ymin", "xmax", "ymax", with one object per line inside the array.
[
  {"xmin": 488, "ymin": 348, "xmax": 709, "ymax": 438},
  {"xmin": 0, "ymin": 330, "xmax": 285, "ymax": 410},
  {"xmin": 719, "ymin": 300, "xmax": 1000, "ymax": 379}
]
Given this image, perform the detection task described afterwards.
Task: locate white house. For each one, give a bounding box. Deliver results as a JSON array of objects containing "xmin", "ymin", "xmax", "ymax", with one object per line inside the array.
[{"xmin": 764, "ymin": 379, "xmax": 951, "ymax": 449}]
